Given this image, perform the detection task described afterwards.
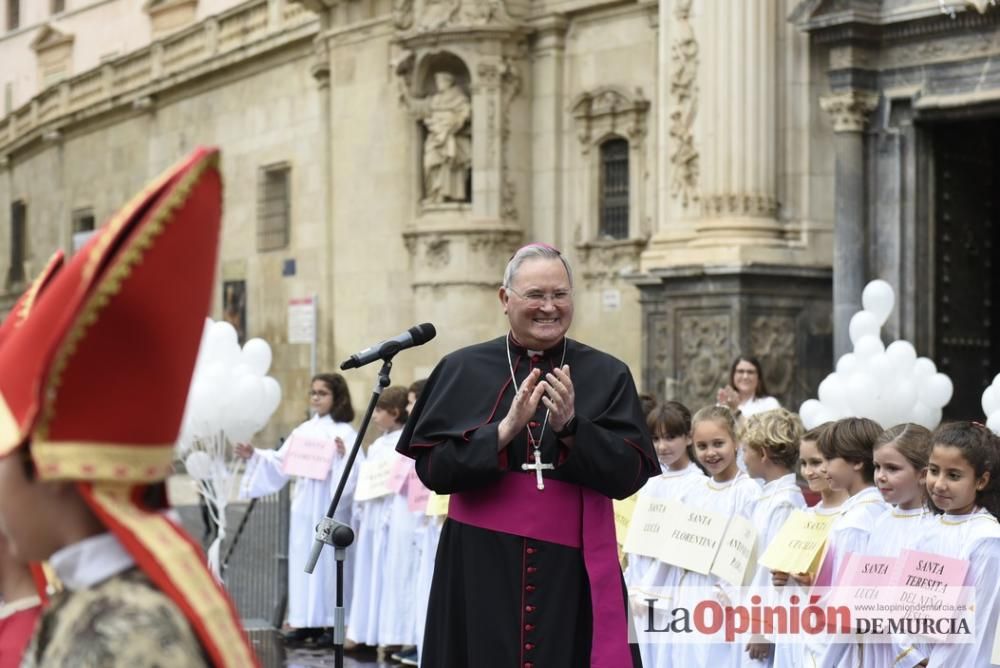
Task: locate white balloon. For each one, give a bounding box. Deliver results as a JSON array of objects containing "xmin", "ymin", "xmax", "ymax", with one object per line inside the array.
[
  {"xmin": 983, "ymin": 385, "xmax": 1000, "ymax": 418},
  {"xmin": 814, "ymin": 405, "xmax": 838, "ymax": 427},
  {"xmin": 912, "ymin": 357, "xmax": 937, "ymax": 380},
  {"xmin": 185, "ymin": 451, "xmax": 214, "ymax": 481},
  {"xmin": 884, "ymin": 379, "xmax": 919, "ymax": 428},
  {"xmin": 847, "ymin": 371, "xmax": 879, "ymax": 416},
  {"xmin": 919, "ymin": 373, "xmax": 954, "ymax": 410},
  {"xmin": 987, "ymin": 410, "xmax": 1000, "ymax": 436},
  {"xmin": 885, "ymin": 341, "xmax": 917, "ymax": 375},
  {"xmin": 849, "ymin": 311, "xmax": 882, "ymax": 346},
  {"xmin": 993, "ymin": 373, "xmax": 1000, "ymax": 388},
  {"xmin": 862, "ymin": 280, "xmax": 896, "ymax": 325},
  {"xmin": 818, "ymin": 374, "xmax": 849, "ymax": 411},
  {"xmin": 261, "ymin": 376, "xmax": 282, "ymax": 417},
  {"xmin": 836, "ymin": 353, "xmax": 859, "ymax": 376},
  {"xmin": 799, "ymin": 399, "xmax": 824, "ymax": 429},
  {"xmin": 868, "ymin": 353, "xmax": 895, "ymax": 383},
  {"xmin": 242, "ymin": 338, "xmax": 273, "ymax": 377},
  {"xmin": 854, "ymin": 335, "xmax": 885, "ymax": 360},
  {"xmin": 910, "ymin": 401, "xmax": 943, "ymax": 430}
]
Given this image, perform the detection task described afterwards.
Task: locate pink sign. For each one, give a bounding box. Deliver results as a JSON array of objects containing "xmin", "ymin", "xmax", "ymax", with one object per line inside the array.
[
  {"xmin": 407, "ymin": 471, "xmax": 430, "ymax": 513},
  {"xmin": 895, "ymin": 549, "xmax": 969, "ymax": 595},
  {"xmin": 835, "ymin": 553, "xmax": 899, "ymax": 587},
  {"xmin": 281, "ymin": 435, "xmax": 336, "ymax": 480},
  {"xmin": 388, "ymin": 455, "xmax": 414, "ymax": 495}
]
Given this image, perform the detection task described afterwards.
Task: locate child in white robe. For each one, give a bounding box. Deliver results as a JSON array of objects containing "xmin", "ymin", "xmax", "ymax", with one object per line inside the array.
[
  {"xmin": 739, "ymin": 408, "xmax": 806, "ymax": 668},
  {"xmin": 861, "ymin": 423, "xmax": 934, "ymax": 668},
  {"xmin": 813, "ymin": 417, "xmax": 889, "ymax": 668},
  {"xmin": 237, "ymin": 373, "xmax": 359, "ymax": 645},
  {"xmin": 346, "ymin": 386, "xmax": 408, "ymax": 649},
  {"xmin": 670, "ymin": 405, "xmax": 761, "ymax": 667},
  {"xmin": 917, "ymin": 421, "xmax": 1000, "ymax": 668},
  {"xmin": 771, "ymin": 427, "xmax": 848, "ymax": 668},
  {"xmin": 624, "ymin": 401, "xmax": 704, "ymax": 668}
]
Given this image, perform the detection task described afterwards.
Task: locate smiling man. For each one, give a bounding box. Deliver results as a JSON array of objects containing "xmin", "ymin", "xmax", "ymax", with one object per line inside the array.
[{"xmin": 397, "ymin": 243, "xmax": 658, "ymax": 668}]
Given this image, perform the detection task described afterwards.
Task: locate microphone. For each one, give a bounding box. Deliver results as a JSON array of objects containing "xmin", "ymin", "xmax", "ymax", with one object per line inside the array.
[{"xmin": 340, "ymin": 323, "xmax": 436, "ymax": 370}]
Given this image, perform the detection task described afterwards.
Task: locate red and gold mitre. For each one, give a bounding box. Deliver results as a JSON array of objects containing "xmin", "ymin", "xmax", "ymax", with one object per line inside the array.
[{"xmin": 0, "ymin": 147, "xmax": 257, "ymax": 667}]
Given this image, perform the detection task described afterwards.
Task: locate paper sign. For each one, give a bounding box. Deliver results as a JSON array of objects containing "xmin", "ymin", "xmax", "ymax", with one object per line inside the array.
[
  {"xmin": 710, "ymin": 515, "xmax": 758, "ymax": 587},
  {"xmin": 758, "ymin": 510, "xmax": 836, "ymax": 575},
  {"xmin": 835, "ymin": 553, "xmax": 898, "ymax": 588},
  {"xmin": 614, "ymin": 494, "xmax": 638, "ymax": 546},
  {"xmin": 407, "ymin": 472, "xmax": 430, "ymax": 512},
  {"xmin": 426, "ymin": 492, "xmax": 450, "ymax": 516},
  {"xmin": 355, "ymin": 458, "xmax": 394, "ymax": 501},
  {"xmin": 893, "ymin": 549, "xmax": 969, "ymax": 596},
  {"xmin": 280, "ymin": 435, "xmax": 336, "ymax": 481},
  {"xmin": 388, "ymin": 455, "xmax": 413, "ymax": 495},
  {"xmin": 623, "ymin": 497, "xmax": 674, "ymax": 561},
  {"xmin": 625, "ymin": 499, "xmax": 729, "ymax": 574}
]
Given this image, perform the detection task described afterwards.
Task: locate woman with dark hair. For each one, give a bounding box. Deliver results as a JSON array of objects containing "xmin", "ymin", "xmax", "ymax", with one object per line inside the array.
[
  {"xmin": 716, "ymin": 355, "xmax": 780, "ymax": 420},
  {"xmin": 235, "ymin": 373, "xmax": 358, "ymax": 648}
]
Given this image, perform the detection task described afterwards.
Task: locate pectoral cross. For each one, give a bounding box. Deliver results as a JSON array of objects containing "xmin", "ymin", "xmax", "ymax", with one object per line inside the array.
[{"xmin": 521, "ymin": 447, "xmax": 554, "ymax": 490}]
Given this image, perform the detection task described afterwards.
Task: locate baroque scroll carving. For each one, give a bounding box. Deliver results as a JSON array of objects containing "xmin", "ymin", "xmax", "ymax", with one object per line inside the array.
[
  {"xmin": 820, "ymin": 90, "xmax": 879, "ymax": 133},
  {"xmin": 750, "ymin": 315, "xmax": 796, "ymax": 400},
  {"xmin": 679, "ymin": 313, "xmax": 732, "ymax": 409},
  {"xmin": 669, "ymin": 0, "xmax": 699, "ymax": 207}
]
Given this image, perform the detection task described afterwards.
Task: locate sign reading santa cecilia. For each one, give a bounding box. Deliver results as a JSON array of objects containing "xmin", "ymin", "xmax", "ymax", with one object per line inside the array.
[
  {"xmin": 758, "ymin": 510, "xmax": 836, "ymax": 575},
  {"xmin": 624, "ymin": 499, "xmax": 729, "ymax": 574}
]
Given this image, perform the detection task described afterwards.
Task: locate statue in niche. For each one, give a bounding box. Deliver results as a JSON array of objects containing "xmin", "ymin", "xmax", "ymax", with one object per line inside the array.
[{"xmin": 401, "ymin": 71, "xmax": 472, "ymax": 204}]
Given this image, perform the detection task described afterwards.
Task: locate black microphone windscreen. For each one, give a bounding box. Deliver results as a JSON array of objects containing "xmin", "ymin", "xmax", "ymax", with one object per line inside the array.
[{"xmin": 410, "ymin": 323, "xmax": 436, "ymax": 345}]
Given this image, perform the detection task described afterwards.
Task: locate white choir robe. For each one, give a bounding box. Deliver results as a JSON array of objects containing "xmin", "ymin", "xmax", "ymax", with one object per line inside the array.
[
  {"xmin": 772, "ymin": 501, "xmax": 845, "ymax": 668},
  {"xmin": 917, "ymin": 509, "xmax": 1000, "ymax": 668},
  {"xmin": 741, "ymin": 474, "xmax": 806, "ymax": 668},
  {"xmin": 813, "ymin": 486, "xmax": 888, "ymax": 668},
  {"xmin": 669, "ymin": 473, "xmax": 762, "ymax": 668},
  {"xmin": 346, "ymin": 428, "xmax": 401, "ymax": 645},
  {"xmin": 624, "ymin": 462, "xmax": 706, "ymax": 668},
  {"xmin": 860, "ymin": 506, "xmax": 934, "ymax": 668},
  {"xmin": 414, "ymin": 514, "xmax": 443, "ymax": 666},
  {"xmin": 239, "ymin": 414, "xmax": 360, "ymax": 629},
  {"xmin": 377, "ymin": 451, "xmax": 424, "ymax": 645}
]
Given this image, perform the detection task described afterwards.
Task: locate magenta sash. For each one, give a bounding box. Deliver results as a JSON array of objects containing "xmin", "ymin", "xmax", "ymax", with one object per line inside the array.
[{"xmin": 448, "ymin": 472, "xmax": 632, "ymax": 668}]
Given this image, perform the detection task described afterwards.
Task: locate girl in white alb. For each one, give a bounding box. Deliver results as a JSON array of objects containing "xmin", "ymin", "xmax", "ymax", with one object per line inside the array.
[
  {"xmin": 770, "ymin": 429, "xmax": 847, "ymax": 668},
  {"xmin": 346, "ymin": 386, "xmax": 409, "ymax": 648},
  {"xmin": 860, "ymin": 424, "xmax": 935, "ymax": 668},
  {"xmin": 917, "ymin": 421, "xmax": 1000, "ymax": 668},
  {"xmin": 812, "ymin": 418, "xmax": 889, "ymax": 668},
  {"xmin": 237, "ymin": 373, "xmax": 359, "ymax": 643},
  {"xmin": 623, "ymin": 401, "xmax": 704, "ymax": 668},
  {"xmin": 670, "ymin": 405, "xmax": 761, "ymax": 668},
  {"xmin": 739, "ymin": 409, "xmax": 806, "ymax": 668}
]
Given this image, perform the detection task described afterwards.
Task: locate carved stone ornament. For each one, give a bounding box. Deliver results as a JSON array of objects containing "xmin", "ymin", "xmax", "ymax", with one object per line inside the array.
[
  {"xmin": 571, "ymin": 87, "xmax": 650, "ymax": 152},
  {"xmin": 820, "ymin": 90, "xmax": 879, "ymax": 133},
  {"xmin": 669, "ymin": 0, "xmax": 699, "ymax": 208},
  {"xmin": 750, "ymin": 315, "xmax": 796, "ymax": 399},
  {"xmin": 575, "ymin": 238, "xmax": 646, "ymax": 287},
  {"xmin": 397, "ymin": 0, "xmax": 517, "ymax": 34},
  {"xmin": 701, "ymin": 193, "xmax": 779, "ymax": 218},
  {"xmin": 679, "ymin": 313, "xmax": 733, "ymax": 409}
]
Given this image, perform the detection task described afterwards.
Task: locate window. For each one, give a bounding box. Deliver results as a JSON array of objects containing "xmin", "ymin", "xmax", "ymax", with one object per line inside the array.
[
  {"xmin": 7, "ymin": 199, "xmax": 26, "ymax": 287},
  {"xmin": 71, "ymin": 207, "xmax": 96, "ymax": 252},
  {"xmin": 599, "ymin": 138, "xmax": 629, "ymax": 240},
  {"xmin": 7, "ymin": 0, "xmax": 20, "ymax": 31},
  {"xmin": 257, "ymin": 164, "xmax": 291, "ymax": 251},
  {"xmin": 51, "ymin": 0, "xmax": 65, "ymax": 14}
]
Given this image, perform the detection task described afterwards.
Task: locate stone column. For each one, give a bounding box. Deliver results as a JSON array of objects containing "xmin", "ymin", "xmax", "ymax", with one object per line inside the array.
[
  {"xmin": 695, "ymin": 0, "xmax": 781, "ymax": 243},
  {"xmin": 530, "ymin": 16, "xmax": 567, "ymax": 247},
  {"xmin": 820, "ymin": 90, "xmax": 878, "ymax": 359}
]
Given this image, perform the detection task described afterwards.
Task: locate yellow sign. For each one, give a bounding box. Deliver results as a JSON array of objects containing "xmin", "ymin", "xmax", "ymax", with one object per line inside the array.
[
  {"xmin": 624, "ymin": 498, "xmax": 729, "ymax": 575},
  {"xmin": 711, "ymin": 515, "xmax": 758, "ymax": 587},
  {"xmin": 613, "ymin": 494, "xmax": 638, "ymax": 545},
  {"xmin": 758, "ymin": 510, "xmax": 836, "ymax": 575},
  {"xmin": 425, "ymin": 491, "xmax": 450, "ymax": 516},
  {"xmin": 354, "ymin": 458, "xmax": 394, "ymax": 502}
]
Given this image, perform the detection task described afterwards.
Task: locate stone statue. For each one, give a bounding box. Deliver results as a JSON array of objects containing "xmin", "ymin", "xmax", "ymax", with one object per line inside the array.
[{"xmin": 401, "ymin": 72, "xmax": 472, "ymax": 204}]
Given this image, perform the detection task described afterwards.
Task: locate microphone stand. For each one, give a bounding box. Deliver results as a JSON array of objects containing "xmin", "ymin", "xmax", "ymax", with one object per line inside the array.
[{"xmin": 304, "ymin": 357, "xmax": 394, "ymax": 668}]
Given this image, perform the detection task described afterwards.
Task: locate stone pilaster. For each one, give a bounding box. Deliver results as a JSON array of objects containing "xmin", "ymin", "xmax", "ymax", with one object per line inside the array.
[{"xmin": 820, "ymin": 90, "xmax": 878, "ymax": 359}]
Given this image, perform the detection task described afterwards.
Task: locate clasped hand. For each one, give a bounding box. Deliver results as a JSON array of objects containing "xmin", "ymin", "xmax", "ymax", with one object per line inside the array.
[{"xmin": 497, "ymin": 365, "xmax": 574, "ymax": 448}]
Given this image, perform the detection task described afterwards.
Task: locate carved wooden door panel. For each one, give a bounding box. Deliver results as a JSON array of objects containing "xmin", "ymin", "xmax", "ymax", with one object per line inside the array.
[{"xmin": 933, "ymin": 121, "xmax": 999, "ymax": 420}]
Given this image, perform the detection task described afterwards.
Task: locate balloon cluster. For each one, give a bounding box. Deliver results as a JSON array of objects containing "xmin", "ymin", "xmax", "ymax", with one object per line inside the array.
[
  {"xmin": 800, "ymin": 280, "xmax": 953, "ymax": 430},
  {"xmin": 983, "ymin": 376, "xmax": 1000, "ymax": 435},
  {"xmin": 176, "ymin": 318, "xmax": 283, "ymax": 577}
]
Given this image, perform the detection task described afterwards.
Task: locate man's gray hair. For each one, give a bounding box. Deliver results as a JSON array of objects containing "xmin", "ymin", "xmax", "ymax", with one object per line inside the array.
[{"xmin": 502, "ymin": 244, "xmax": 573, "ymax": 289}]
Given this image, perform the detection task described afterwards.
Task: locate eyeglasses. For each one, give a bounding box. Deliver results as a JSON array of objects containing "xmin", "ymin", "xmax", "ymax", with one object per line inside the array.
[
  {"xmin": 506, "ymin": 287, "xmax": 573, "ymax": 307},
  {"xmin": 309, "ymin": 390, "xmax": 332, "ymax": 398},
  {"xmin": 734, "ymin": 369, "xmax": 758, "ymax": 376}
]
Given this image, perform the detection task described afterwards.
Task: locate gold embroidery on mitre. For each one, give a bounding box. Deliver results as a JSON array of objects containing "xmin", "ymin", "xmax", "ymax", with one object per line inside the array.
[
  {"xmin": 16, "ymin": 251, "xmax": 64, "ymax": 327},
  {"xmin": 0, "ymin": 393, "xmax": 21, "ymax": 456},
  {"xmin": 31, "ymin": 441, "xmax": 176, "ymax": 483},
  {"xmin": 34, "ymin": 152, "xmax": 220, "ymax": 442},
  {"xmin": 87, "ymin": 483, "xmax": 256, "ymax": 667}
]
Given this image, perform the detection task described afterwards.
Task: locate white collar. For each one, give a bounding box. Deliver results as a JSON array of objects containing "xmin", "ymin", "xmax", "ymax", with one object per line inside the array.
[
  {"xmin": 49, "ymin": 532, "xmax": 136, "ymax": 591},
  {"xmin": 762, "ymin": 473, "xmax": 798, "ymax": 493},
  {"xmin": 842, "ymin": 485, "xmax": 882, "ymax": 510}
]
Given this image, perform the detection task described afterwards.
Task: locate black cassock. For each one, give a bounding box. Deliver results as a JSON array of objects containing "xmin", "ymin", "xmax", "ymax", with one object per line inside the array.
[{"xmin": 397, "ymin": 334, "xmax": 658, "ymax": 668}]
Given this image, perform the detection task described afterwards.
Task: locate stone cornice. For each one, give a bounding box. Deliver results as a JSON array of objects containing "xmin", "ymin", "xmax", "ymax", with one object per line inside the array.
[
  {"xmin": 0, "ymin": 0, "xmax": 318, "ymax": 157},
  {"xmin": 820, "ymin": 90, "xmax": 879, "ymax": 132}
]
